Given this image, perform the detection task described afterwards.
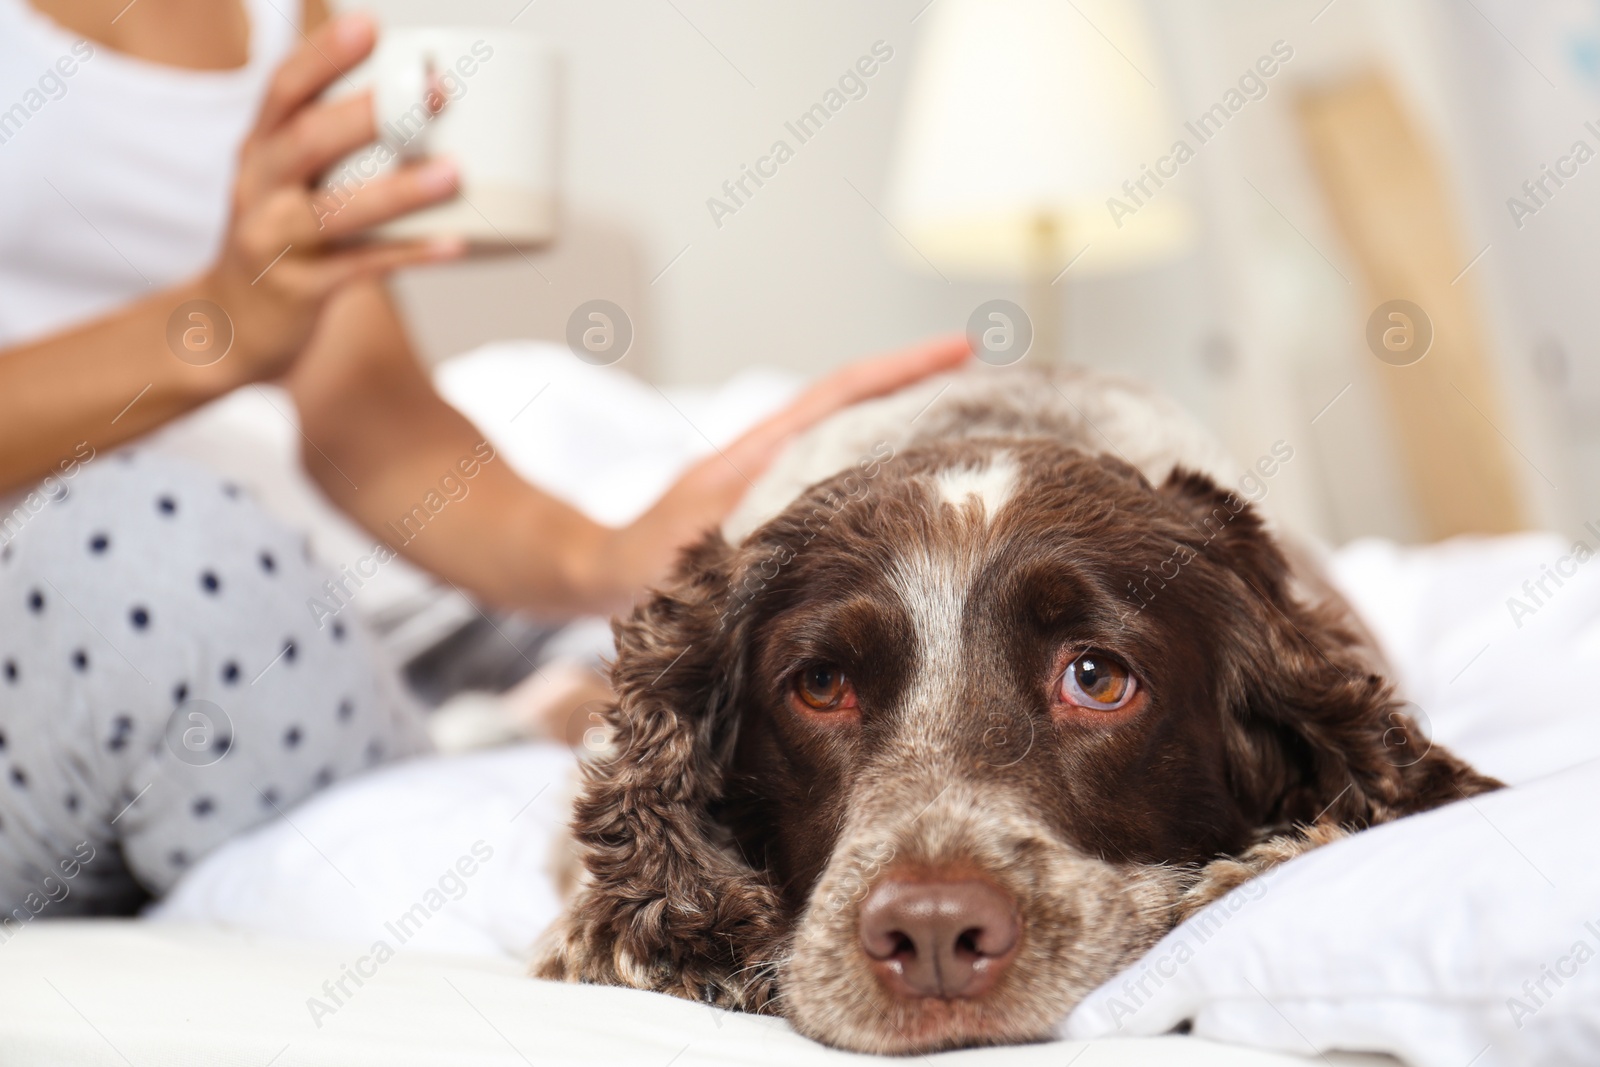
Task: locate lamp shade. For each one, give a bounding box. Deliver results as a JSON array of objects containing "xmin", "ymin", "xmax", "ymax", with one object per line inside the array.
[{"xmin": 885, "ymin": 0, "xmax": 1193, "ymax": 277}]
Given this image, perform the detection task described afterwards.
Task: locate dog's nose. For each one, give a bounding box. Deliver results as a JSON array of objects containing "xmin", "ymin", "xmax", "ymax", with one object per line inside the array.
[{"xmin": 858, "ymin": 877, "xmax": 1019, "ymax": 999}]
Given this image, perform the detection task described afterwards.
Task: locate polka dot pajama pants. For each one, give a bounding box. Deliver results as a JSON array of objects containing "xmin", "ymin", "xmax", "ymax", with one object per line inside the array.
[{"xmin": 0, "ymin": 451, "xmax": 430, "ymax": 917}]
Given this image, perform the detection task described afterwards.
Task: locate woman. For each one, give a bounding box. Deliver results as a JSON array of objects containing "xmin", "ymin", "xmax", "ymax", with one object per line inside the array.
[{"xmin": 0, "ymin": 0, "xmax": 965, "ymax": 916}]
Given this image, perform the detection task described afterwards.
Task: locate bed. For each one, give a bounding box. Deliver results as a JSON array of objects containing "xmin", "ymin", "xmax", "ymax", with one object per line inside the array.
[{"xmin": 6, "ymin": 344, "xmax": 1597, "ymax": 1066}]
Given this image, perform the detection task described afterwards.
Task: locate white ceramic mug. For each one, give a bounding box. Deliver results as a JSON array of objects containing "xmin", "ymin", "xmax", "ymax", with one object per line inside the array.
[{"xmin": 328, "ymin": 28, "xmax": 557, "ymax": 247}]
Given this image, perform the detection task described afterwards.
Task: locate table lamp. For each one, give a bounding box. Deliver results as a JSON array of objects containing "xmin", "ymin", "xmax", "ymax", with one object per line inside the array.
[{"xmin": 885, "ymin": 0, "xmax": 1194, "ymax": 361}]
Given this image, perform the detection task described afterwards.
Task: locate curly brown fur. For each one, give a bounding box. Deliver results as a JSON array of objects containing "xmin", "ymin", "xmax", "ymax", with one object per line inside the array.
[{"xmin": 535, "ymin": 538, "xmax": 789, "ymax": 1008}]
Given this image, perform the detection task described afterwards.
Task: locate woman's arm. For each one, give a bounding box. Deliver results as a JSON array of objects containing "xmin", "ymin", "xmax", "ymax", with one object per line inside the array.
[
  {"xmin": 287, "ymin": 281, "xmax": 611, "ymax": 616},
  {"xmin": 0, "ymin": 278, "xmax": 239, "ymax": 490},
  {"xmin": 0, "ymin": 13, "xmax": 461, "ymax": 496},
  {"xmin": 288, "ymin": 283, "xmax": 969, "ymax": 617}
]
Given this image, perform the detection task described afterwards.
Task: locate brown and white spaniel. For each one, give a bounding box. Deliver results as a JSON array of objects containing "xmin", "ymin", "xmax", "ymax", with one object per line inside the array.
[{"xmin": 535, "ymin": 366, "xmax": 1497, "ymax": 1053}]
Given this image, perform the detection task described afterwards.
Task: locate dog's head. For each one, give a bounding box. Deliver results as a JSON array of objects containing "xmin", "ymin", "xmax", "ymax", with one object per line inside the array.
[{"xmin": 538, "ymin": 438, "xmax": 1487, "ymax": 1052}]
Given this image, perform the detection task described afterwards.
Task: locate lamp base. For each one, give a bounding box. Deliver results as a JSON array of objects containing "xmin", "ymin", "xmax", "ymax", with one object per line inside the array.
[{"xmin": 1029, "ymin": 214, "xmax": 1062, "ymax": 363}]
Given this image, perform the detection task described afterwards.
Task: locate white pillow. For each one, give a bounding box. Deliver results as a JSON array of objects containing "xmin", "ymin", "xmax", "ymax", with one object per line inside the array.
[
  {"xmin": 1062, "ymin": 759, "xmax": 1600, "ymax": 1067},
  {"xmin": 149, "ymin": 743, "xmax": 577, "ymax": 962}
]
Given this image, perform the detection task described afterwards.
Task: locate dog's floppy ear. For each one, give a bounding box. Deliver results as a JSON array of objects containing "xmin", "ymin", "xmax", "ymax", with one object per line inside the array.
[
  {"xmin": 1157, "ymin": 468, "xmax": 1500, "ymax": 835},
  {"xmin": 533, "ymin": 530, "xmax": 784, "ymax": 1008}
]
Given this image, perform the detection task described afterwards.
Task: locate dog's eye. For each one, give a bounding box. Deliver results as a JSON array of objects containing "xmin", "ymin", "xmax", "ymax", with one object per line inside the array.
[
  {"xmin": 1060, "ymin": 653, "xmax": 1136, "ymax": 710},
  {"xmin": 794, "ymin": 664, "xmax": 856, "ymax": 712}
]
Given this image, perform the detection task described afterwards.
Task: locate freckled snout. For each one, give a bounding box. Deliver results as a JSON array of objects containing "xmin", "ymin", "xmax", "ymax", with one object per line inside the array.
[{"xmin": 859, "ymin": 876, "xmax": 1020, "ymax": 1000}]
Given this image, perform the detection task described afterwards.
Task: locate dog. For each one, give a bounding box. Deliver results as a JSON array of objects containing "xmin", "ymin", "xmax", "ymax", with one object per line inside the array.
[{"xmin": 535, "ymin": 366, "xmax": 1499, "ymax": 1053}]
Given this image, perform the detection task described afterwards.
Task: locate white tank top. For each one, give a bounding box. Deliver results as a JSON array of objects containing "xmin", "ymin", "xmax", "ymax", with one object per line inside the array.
[
  {"xmin": 0, "ymin": 1, "xmax": 480, "ymax": 650},
  {"xmin": 0, "ymin": 0, "xmax": 301, "ymax": 346}
]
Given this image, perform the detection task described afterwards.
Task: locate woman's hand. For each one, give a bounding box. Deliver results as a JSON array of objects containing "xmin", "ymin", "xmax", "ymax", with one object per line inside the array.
[
  {"xmin": 587, "ymin": 335, "xmax": 971, "ymax": 608},
  {"xmin": 202, "ymin": 13, "xmax": 463, "ymax": 385}
]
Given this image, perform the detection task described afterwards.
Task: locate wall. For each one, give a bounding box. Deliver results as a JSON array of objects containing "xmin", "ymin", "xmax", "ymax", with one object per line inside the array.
[
  {"xmin": 373, "ymin": 0, "xmax": 1009, "ymax": 384},
  {"xmin": 366, "ymin": 0, "xmax": 1585, "ymax": 543}
]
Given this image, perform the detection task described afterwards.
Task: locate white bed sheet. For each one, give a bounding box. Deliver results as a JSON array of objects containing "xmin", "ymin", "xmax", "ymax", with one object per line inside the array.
[{"xmin": 0, "ymin": 922, "xmax": 1391, "ymax": 1067}]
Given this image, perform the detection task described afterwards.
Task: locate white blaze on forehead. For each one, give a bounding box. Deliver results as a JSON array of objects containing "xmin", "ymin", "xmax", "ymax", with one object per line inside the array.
[
  {"xmin": 934, "ymin": 452, "xmax": 1019, "ymax": 523},
  {"xmin": 888, "ymin": 548, "xmax": 975, "ymax": 723}
]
